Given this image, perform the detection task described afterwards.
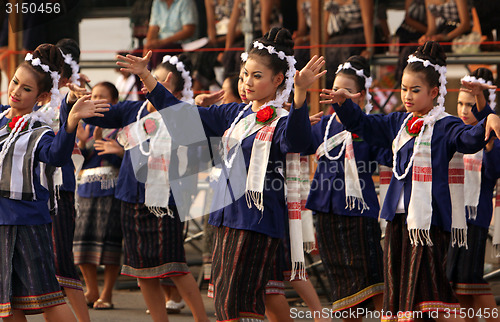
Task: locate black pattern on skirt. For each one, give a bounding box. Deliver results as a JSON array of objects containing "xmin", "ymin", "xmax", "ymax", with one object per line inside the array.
[
  {"xmin": 316, "ymin": 213, "xmax": 384, "ymax": 312},
  {"xmin": 73, "ymin": 195, "xmax": 123, "ymax": 266},
  {"xmin": 447, "ymin": 223, "xmax": 492, "ymax": 295},
  {"xmin": 210, "ymin": 226, "xmax": 280, "ymax": 321},
  {"xmin": 120, "ymin": 201, "xmax": 189, "ymax": 278},
  {"xmin": 52, "ymin": 191, "xmax": 83, "ymax": 290},
  {"xmin": 0, "ymin": 224, "xmax": 66, "ymax": 317},
  {"xmin": 382, "ymin": 213, "xmax": 459, "ymax": 321}
]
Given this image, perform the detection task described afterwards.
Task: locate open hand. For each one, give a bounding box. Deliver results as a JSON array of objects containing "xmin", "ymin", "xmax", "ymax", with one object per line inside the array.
[
  {"xmin": 461, "ymin": 79, "xmax": 497, "ymax": 96},
  {"xmin": 94, "ymin": 138, "xmax": 124, "ymax": 157},
  {"xmin": 294, "ymin": 55, "xmax": 327, "ymax": 91},
  {"xmin": 320, "ymin": 88, "xmax": 361, "ymax": 106},
  {"xmin": 67, "ymin": 95, "xmax": 110, "ymax": 133},
  {"xmin": 485, "ymin": 114, "xmax": 500, "ymax": 141},
  {"xmin": 195, "ymin": 90, "xmax": 225, "ymax": 107},
  {"xmin": 67, "ymin": 83, "xmax": 91, "ymax": 105},
  {"xmin": 309, "ymin": 111, "xmax": 324, "ymax": 126},
  {"xmin": 76, "ymin": 122, "xmax": 91, "ymax": 143},
  {"xmin": 116, "ymin": 51, "xmax": 152, "ymax": 77}
]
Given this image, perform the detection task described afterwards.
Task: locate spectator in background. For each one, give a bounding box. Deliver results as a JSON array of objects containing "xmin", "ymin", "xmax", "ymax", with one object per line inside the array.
[
  {"xmin": 323, "ymin": 0, "xmax": 384, "ymax": 89},
  {"xmin": 395, "ymin": 0, "xmax": 427, "ymax": 81},
  {"xmin": 473, "ymin": 0, "xmax": 500, "ymax": 52},
  {"xmin": 222, "ymin": 0, "xmax": 281, "ymax": 76},
  {"xmin": 293, "ymin": 0, "xmax": 312, "ymax": 71},
  {"xmin": 419, "ymin": 0, "xmax": 471, "ymax": 48},
  {"xmin": 191, "ymin": 0, "xmax": 235, "ymax": 90},
  {"xmin": 143, "ymin": 0, "xmax": 198, "ymax": 68}
]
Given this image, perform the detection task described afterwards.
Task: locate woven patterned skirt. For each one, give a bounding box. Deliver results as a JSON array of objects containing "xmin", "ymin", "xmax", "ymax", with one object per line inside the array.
[
  {"xmin": 382, "ymin": 213, "xmax": 459, "ymax": 321},
  {"xmin": 210, "ymin": 226, "xmax": 280, "ymax": 321},
  {"xmin": 73, "ymin": 195, "xmax": 122, "ymax": 266},
  {"xmin": 446, "ymin": 223, "xmax": 492, "ymax": 295},
  {"xmin": 120, "ymin": 201, "xmax": 189, "ymax": 278},
  {"xmin": 265, "ymin": 235, "xmax": 310, "ymax": 295},
  {"xmin": 316, "ymin": 212, "xmax": 384, "ymax": 312},
  {"xmin": 52, "ymin": 191, "xmax": 83, "ymax": 290},
  {"xmin": 0, "ymin": 224, "xmax": 66, "ymax": 318}
]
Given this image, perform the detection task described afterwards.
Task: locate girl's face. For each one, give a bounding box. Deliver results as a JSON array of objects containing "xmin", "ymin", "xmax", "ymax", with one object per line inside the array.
[
  {"xmin": 333, "ymin": 73, "xmax": 364, "ymax": 106},
  {"xmin": 8, "ymin": 66, "xmax": 47, "ymax": 116},
  {"xmin": 238, "ymin": 72, "xmax": 248, "ymax": 103},
  {"xmin": 401, "ymin": 71, "xmax": 438, "ymax": 117},
  {"xmin": 154, "ymin": 66, "xmax": 176, "ymax": 95},
  {"xmin": 242, "ymin": 56, "xmax": 283, "ymax": 108},
  {"xmin": 91, "ymin": 85, "xmax": 117, "ymax": 105},
  {"xmin": 222, "ymin": 78, "xmax": 241, "ymax": 104},
  {"xmin": 457, "ymin": 90, "xmax": 478, "ymax": 125}
]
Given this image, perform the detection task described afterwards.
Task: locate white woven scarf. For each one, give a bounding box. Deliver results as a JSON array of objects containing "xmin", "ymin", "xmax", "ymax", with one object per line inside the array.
[
  {"xmin": 463, "ymin": 151, "xmax": 483, "ymax": 220},
  {"xmin": 117, "ymin": 107, "xmax": 173, "ymax": 218},
  {"xmin": 315, "ymin": 129, "xmax": 369, "ymax": 212}
]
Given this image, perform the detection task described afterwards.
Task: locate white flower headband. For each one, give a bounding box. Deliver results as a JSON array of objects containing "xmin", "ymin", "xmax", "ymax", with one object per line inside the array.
[
  {"xmin": 460, "ymin": 75, "xmax": 496, "ymax": 111},
  {"xmin": 407, "ymin": 54, "xmax": 447, "ymax": 120},
  {"xmin": 25, "ymin": 53, "xmax": 61, "ymax": 108},
  {"xmin": 336, "ymin": 62, "xmax": 373, "ymax": 114},
  {"xmin": 59, "ymin": 49, "xmax": 80, "ymax": 85},
  {"xmin": 240, "ymin": 40, "xmax": 297, "ymax": 108},
  {"xmin": 162, "ymin": 55, "xmax": 194, "ymax": 104}
]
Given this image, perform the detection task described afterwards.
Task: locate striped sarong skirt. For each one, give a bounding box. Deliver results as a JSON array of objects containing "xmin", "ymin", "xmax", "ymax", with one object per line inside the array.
[
  {"xmin": 120, "ymin": 201, "xmax": 189, "ymax": 278},
  {"xmin": 0, "ymin": 224, "xmax": 66, "ymax": 318},
  {"xmin": 209, "ymin": 226, "xmax": 280, "ymax": 322},
  {"xmin": 52, "ymin": 191, "xmax": 83, "ymax": 290},
  {"xmin": 446, "ymin": 223, "xmax": 492, "ymax": 295},
  {"xmin": 73, "ymin": 195, "xmax": 123, "ymax": 266},
  {"xmin": 265, "ymin": 235, "xmax": 309, "ymax": 295},
  {"xmin": 316, "ymin": 213, "xmax": 384, "ymax": 313},
  {"xmin": 382, "ymin": 213, "xmax": 459, "ymax": 322}
]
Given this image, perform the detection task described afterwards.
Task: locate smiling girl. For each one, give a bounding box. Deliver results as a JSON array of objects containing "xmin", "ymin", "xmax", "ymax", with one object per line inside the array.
[
  {"xmin": 0, "ymin": 44, "xmax": 108, "ymax": 321},
  {"xmin": 319, "ymin": 41, "xmax": 500, "ymax": 321},
  {"xmin": 117, "ymin": 27, "xmax": 326, "ymax": 322}
]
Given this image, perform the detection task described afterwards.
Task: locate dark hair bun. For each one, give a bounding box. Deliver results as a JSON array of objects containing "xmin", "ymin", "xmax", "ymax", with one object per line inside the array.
[
  {"xmin": 414, "ymin": 41, "xmax": 447, "ymax": 66},
  {"xmin": 345, "ymin": 55, "xmax": 371, "ymax": 78},
  {"xmin": 56, "ymin": 38, "xmax": 80, "ymax": 63},
  {"xmin": 471, "ymin": 67, "xmax": 494, "ymax": 83},
  {"xmin": 32, "ymin": 43, "xmax": 64, "ymax": 75},
  {"xmin": 259, "ymin": 27, "xmax": 294, "ymax": 56}
]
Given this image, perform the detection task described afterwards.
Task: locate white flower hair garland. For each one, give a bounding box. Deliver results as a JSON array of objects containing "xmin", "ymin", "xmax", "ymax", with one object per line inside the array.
[
  {"xmin": 335, "ymin": 62, "xmax": 373, "ymax": 114},
  {"xmin": 25, "ymin": 53, "xmax": 61, "ymax": 108},
  {"xmin": 221, "ymin": 40, "xmax": 296, "ymax": 169},
  {"xmin": 162, "ymin": 55, "xmax": 194, "ymax": 104},
  {"xmin": 59, "ymin": 49, "xmax": 80, "ymax": 85},
  {"xmin": 460, "ymin": 75, "xmax": 496, "ymax": 111},
  {"xmin": 391, "ymin": 54, "xmax": 448, "ymax": 180}
]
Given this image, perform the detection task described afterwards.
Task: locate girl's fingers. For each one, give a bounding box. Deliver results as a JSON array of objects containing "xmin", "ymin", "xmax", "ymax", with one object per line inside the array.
[
  {"xmin": 303, "ymin": 55, "xmax": 318, "ymax": 70},
  {"xmin": 319, "ymin": 100, "xmax": 333, "ymax": 104}
]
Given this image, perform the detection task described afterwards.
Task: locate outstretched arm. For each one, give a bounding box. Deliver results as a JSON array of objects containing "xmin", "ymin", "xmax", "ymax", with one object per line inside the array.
[
  {"xmin": 320, "ymin": 88, "xmax": 405, "ymax": 149},
  {"xmin": 461, "ymin": 79, "xmax": 497, "ymax": 117}
]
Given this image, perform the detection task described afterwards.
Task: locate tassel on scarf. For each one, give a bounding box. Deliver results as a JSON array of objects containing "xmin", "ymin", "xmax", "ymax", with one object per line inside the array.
[
  {"xmin": 451, "ymin": 227, "xmax": 468, "ymax": 249},
  {"xmin": 409, "ymin": 228, "xmax": 433, "ymax": 246},
  {"xmin": 290, "ymin": 261, "xmax": 306, "ymax": 281},
  {"xmin": 246, "ymin": 190, "xmax": 263, "ymax": 212},
  {"xmin": 466, "ymin": 205, "xmax": 478, "ymax": 221},
  {"xmin": 148, "ymin": 206, "xmax": 174, "ymax": 218},
  {"xmin": 345, "ymin": 196, "xmax": 370, "ymax": 213}
]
